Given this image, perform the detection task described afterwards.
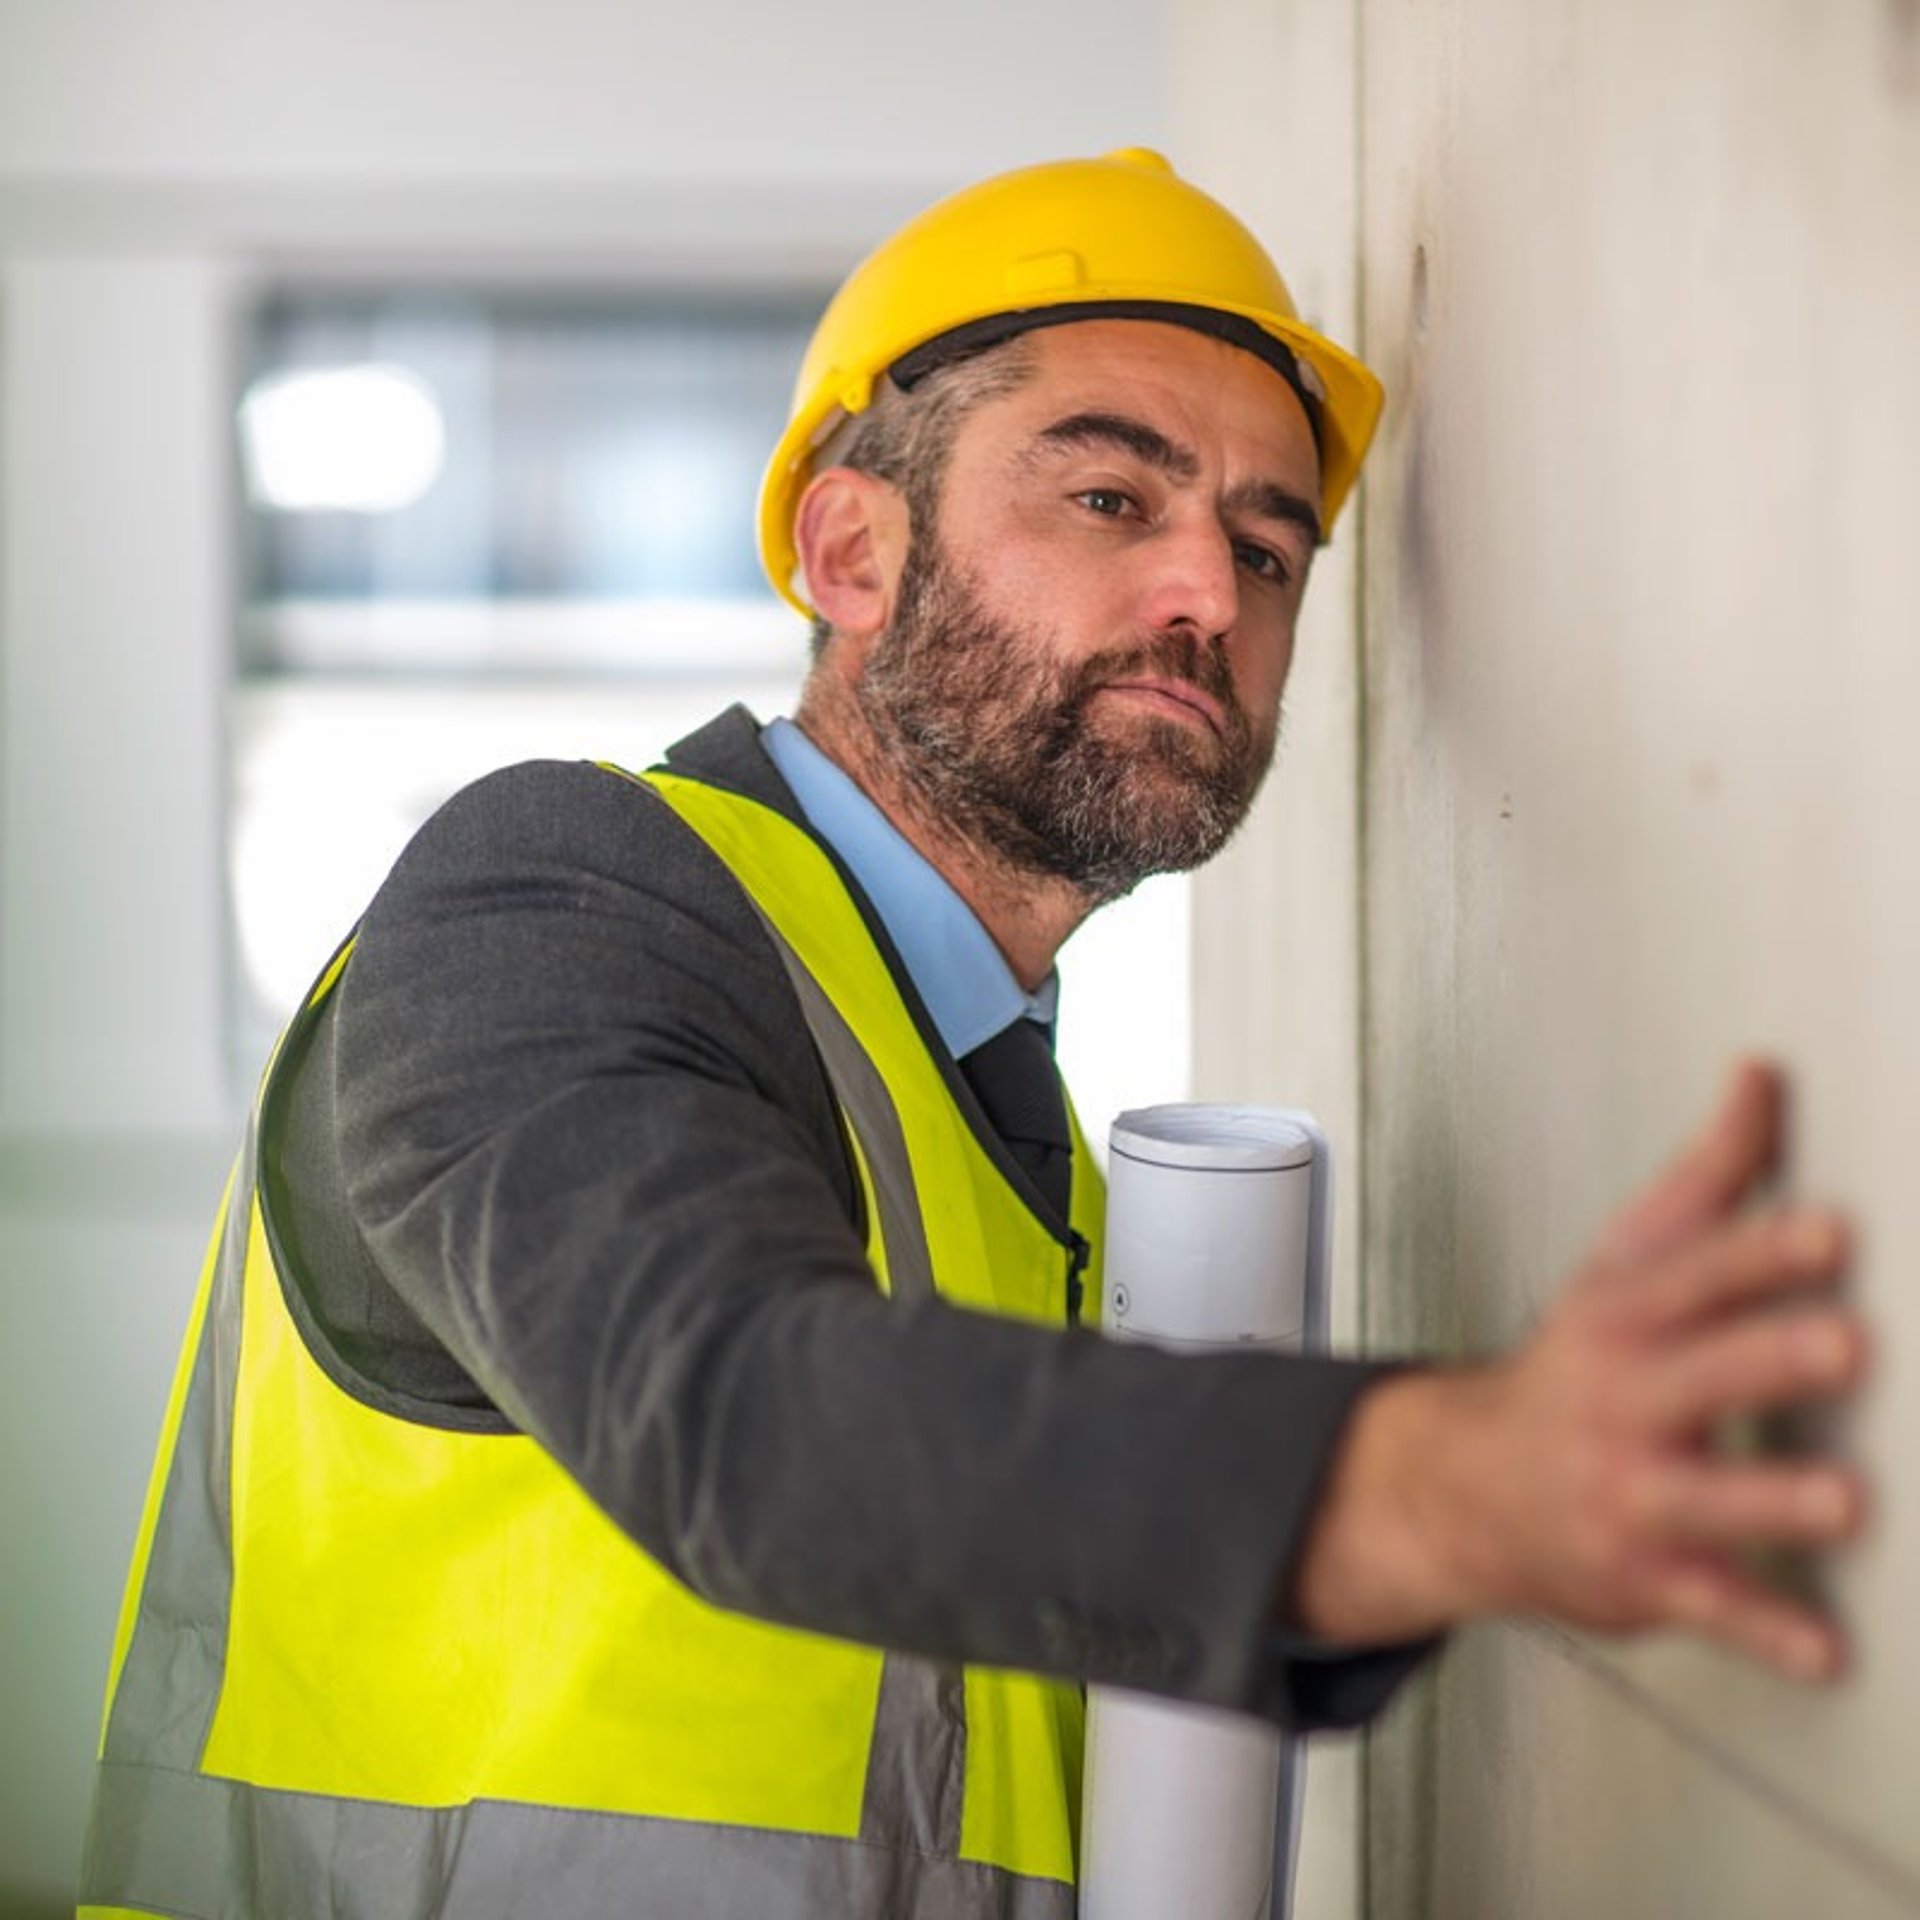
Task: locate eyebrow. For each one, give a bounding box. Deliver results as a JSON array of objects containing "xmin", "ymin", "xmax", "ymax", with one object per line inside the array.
[
  {"xmin": 1224, "ymin": 477, "xmax": 1324, "ymax": 548},
  {"xmin": 1033, "ymin": 410, "xmax": 1200, "ymax": 482},
  {"xmin": 1030, "ymin": 409, "xmax": 1324, "ymax": 546}
]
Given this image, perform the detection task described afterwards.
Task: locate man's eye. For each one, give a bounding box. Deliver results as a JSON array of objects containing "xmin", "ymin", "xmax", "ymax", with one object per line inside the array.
[
  {"xmin": 1235, "ymin": 540, "xmax": 1291, "ymax": 585},
  {"xmin": 1075, "ymin": 487, "xmax": 1135, "ymax": 518}
]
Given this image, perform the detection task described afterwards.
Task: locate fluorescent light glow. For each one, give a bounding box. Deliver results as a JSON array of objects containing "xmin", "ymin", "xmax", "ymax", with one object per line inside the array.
[{"xmin": 239, "ymin": 363, "xmax": 447, "ymax": 512}]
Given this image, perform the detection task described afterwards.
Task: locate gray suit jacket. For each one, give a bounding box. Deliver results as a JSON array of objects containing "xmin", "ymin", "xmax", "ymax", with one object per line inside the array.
[{"xmin": 263, "ymin": 707, "xmax": 1426, "ymax": 1726}]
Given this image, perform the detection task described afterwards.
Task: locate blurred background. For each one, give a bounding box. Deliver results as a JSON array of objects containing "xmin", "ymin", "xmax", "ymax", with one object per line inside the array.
[{"xmin": 2, "ymin": 2, "xmax": 1916, "ymax": 1916}]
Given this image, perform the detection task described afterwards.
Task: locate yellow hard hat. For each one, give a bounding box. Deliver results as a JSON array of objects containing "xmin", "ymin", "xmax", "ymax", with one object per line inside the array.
[{"xmin": 757, "ymin": 147, "xmax": 1385, "ymax": 616}]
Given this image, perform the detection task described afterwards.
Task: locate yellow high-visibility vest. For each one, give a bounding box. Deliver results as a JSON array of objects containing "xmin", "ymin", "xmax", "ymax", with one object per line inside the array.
[{"xmin": 80, "ymin": 765, "xmax": 1104, "ymax": 1920}]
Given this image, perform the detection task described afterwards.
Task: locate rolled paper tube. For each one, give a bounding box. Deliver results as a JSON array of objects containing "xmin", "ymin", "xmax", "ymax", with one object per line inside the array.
[{"xmin": 1080, "ymin": 1106, "xmax": 1325, "ymax": 1920}]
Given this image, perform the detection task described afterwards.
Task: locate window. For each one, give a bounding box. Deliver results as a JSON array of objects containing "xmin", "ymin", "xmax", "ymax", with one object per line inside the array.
[{"xmin": 229, "ymin": 287, "xmax": 820, "ymax": 1075}]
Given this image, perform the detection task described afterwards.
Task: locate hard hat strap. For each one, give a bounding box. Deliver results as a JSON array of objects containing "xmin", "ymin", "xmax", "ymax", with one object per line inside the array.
[{"xmin": 887, "ymin": 300, "xmax": 1325, "ymax": 456}]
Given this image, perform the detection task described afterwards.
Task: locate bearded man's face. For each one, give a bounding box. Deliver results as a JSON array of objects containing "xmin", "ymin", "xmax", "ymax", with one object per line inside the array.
[{"xmin": 848, "ymin": 320, "xmax": 1320, "ymax": 899}]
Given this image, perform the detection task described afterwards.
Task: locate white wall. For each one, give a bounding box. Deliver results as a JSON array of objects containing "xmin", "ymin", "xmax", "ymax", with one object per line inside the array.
[
  {"xmin": 0, "ymin": 0, "xmax": 1159, "ymax": 186},
  {"xmin": 1352, "ymin": 1, "xmax": 1919, "ymax": 1912},
  {"xmin": 0, "ymin": 7, "xmax": 1170, "ymax": 1908},
  {"xmin": 1, "ymin": 259, "xmax": 235, "ymax": 1133}
]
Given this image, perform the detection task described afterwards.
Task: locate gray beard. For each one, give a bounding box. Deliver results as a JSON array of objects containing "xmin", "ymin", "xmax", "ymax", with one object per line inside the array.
[{"xmin": 855, "ymin": 532, "xmax": 1277, "ymax": 903}]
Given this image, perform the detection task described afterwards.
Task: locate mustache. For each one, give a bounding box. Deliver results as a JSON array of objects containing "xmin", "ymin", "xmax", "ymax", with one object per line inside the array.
[{"xmin": 1063, "ymin": 632, "xmax": 1245, "ymax": 725}]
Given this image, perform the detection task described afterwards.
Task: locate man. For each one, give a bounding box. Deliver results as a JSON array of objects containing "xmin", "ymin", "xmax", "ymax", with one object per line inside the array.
[{"xmin": 81, "ymin": 151, "xmax": 1866, "ymax": 1918}]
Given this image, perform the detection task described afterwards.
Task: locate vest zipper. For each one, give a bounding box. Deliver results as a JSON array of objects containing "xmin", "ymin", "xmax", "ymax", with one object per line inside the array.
[{"xmin": 1064, "ymin": 1229, "xmax": 1090, "ymax": 1327}]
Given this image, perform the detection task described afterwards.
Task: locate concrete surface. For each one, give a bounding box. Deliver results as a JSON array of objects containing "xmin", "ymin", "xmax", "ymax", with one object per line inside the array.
[{"xmin": 1355, "ymin": 0, "xmax": 1920, "ymax": 1911}]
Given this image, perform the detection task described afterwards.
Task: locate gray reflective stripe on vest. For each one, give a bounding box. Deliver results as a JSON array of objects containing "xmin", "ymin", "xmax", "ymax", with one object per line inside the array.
[
  {"xmin": 747, "ymin": 900, "xmax": 939, "ymax": 1308},
  {"xmin": 94, "ymin": 1135, "xmax": 254, "ymax": 1776},
  {"xmin": 84, "ymin": 1761, "xmax": 1076, "ymax": 1920},
  {"xmin": 747, "ymin": 901, "xmax": 974, "ymax": 1861}
]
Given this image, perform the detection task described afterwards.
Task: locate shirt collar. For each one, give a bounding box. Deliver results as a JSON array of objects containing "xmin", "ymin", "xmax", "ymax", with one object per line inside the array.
[{"xmin": 761, "ymin": 717, "xmax": 1057, "ymax": 1059}]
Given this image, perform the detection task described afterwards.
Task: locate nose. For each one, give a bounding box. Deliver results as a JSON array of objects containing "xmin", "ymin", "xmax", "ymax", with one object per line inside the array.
[{"xmin": 1137, "ymin": 514, "xmax": 1240, "ymax": 641}]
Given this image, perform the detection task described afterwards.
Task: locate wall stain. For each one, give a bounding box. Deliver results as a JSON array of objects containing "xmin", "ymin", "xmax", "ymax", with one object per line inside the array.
[{"xmin": 1887, "ymin": 0, "xmax": 1920, "ymax": 100}]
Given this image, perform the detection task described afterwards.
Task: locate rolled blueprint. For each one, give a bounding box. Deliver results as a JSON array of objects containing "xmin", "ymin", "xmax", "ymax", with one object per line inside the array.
[{"xmin": 1079, "ymin": 1105, "xmax": 1329, "ymax": 1920}]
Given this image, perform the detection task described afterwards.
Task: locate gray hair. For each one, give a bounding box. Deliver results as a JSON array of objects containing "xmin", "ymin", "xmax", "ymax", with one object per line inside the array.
[{"xmin": 804, "ymin": 334, "xmax": 1037, "ymax": 657}]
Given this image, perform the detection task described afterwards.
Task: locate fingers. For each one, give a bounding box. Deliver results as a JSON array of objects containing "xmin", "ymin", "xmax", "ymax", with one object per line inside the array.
[
  {"xmin": 1631, "ymin": 1456, "xmax": 1866, "ymax": 1683},
  {"xmin": 1601, "ymin": 1206, "xmax": 1851, "ymax": 1341},
  {"xmin": 1626, "ymin": 1457, "xmax": 1868, "ymax": 1549},
  {"xmin": 1600, "ymin": 1060, "xmax": 1784, "ymax": 1261},
  {"xmin": 1630, "ymin": 1297, "xmax": 1865, "ymax": 1432},
  {"xmin": 1650, "ymin": 1554, "xmax": 1849, "ymax": 1682}
]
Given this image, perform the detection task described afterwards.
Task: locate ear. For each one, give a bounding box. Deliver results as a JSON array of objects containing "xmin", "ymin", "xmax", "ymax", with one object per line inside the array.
[{"xmin": 795, "ymin": 467, "xmax": 911, "ymax": 652}]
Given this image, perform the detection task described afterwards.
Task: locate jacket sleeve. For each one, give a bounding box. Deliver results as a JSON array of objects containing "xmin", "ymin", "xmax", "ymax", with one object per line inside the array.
[{"xmin": 326, "ymin": 756, "xmax": 1427, "ymax": 1728}]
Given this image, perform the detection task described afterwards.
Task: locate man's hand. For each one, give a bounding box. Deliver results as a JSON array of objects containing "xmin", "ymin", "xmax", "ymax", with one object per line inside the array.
[{"xmin": 1292, "ymin": 1061, "xmax": 1870, "ymax": 1680}]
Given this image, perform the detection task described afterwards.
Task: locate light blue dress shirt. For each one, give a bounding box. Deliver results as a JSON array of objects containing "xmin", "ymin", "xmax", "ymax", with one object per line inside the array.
[{"xmin": 761, "ymin": 717, "xmax": 1058, "ymax": 1060}]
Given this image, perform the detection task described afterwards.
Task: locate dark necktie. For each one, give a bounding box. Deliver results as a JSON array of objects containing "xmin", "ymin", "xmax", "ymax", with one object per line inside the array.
[{"xmin": 960, "ymin": 1016, "xmax": 1072, "ymax": 1223}]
